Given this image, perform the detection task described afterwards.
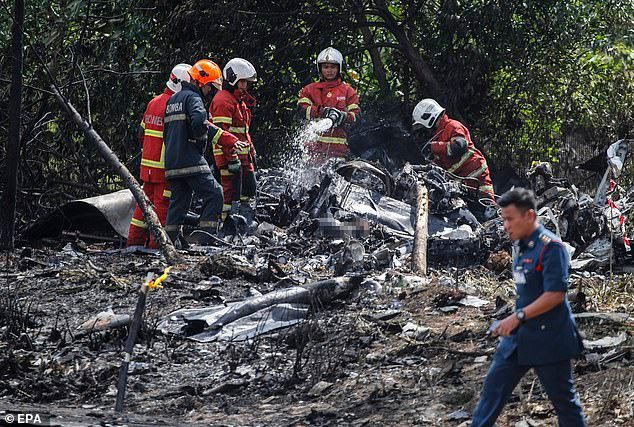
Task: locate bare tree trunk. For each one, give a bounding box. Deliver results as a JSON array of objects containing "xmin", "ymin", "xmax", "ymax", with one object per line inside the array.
[
  {"xmin": 412, "ymin": 183, "xmax": 428, "ymax": 276},
  {"xmin": 50, "ymin": 86, "xmax": 180, "ymax": 264},
  {"xmin": 370, "ymin": 0, "xmax": 462, "ymax": 119},
  {"xmin": 357, "ymin": 12, "xmax": 391, "ymax": 96},
  {"xmin": 0, "ymin": 0, "xmax": 25, "ymax": 251}
]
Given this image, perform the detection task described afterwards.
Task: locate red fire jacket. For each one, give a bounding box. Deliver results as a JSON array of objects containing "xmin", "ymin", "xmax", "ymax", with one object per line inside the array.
[
  {"xmin": 297, "ymin": 79, "xmax": 360, "ymax": 159},
  {"xmin": 210, "ymin": 89, "xmax": 256, "ymax": 171},
  {"xmin": 137, "ymin": 88, "xmax": 173, "ymax": 183},
  {"xmin": 430, "ymin": 114, "xmax": 495, "ymax": 201}
]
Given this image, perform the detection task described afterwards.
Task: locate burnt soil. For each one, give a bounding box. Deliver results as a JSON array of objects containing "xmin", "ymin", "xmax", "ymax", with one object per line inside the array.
[{"xmin": 1, "ymin": 244, "xmax": 632, "ymax": 426}]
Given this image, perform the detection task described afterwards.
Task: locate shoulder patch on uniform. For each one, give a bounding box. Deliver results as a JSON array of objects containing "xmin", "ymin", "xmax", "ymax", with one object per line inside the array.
[{"xmin": 539, "ymin": 233, "xmax": 552, "ymax": 244}]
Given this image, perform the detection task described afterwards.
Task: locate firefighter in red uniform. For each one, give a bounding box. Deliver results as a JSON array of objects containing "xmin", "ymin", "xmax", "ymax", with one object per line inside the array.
[
  {"xmin": 210, "ymin": 58, "xmax": 258, "ymax": 221},
  {"xmin": 297, "ymin": 47, "xmax": 360, "ymax": 165},
  {"xmin": 127, "ymin": 63, "xmax": 191, "ymax": 249},
  {"xmin": 412, "ymin": 98, "xmax": 495, "ymax": 203}
]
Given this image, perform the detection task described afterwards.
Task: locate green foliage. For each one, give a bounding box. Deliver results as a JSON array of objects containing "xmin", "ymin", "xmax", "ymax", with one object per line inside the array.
[{"xmin": 0, "ymin": 0, "xmax": 632, "ymax": 228}]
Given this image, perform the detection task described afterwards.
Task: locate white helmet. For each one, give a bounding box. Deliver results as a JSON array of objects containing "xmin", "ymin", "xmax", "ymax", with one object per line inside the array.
[
  {"xmin": 223, "ymin": 58, "xmax": 257, "ymax": 86},
  {"xmin": 412, "ymin": 98, "xmax": 446, "ymax": 130},
  {"xmin": 166, "ymin": 63, "xmax": 192, "ymax": 93},
  {"xmin": 316, "ymin": 47, "xmax": 344, "ymax": 74}
]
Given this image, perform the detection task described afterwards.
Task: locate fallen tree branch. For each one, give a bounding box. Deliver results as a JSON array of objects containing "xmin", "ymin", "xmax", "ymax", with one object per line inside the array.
[
  {"xmin": 574, "ymin": 312, "xmax": 633, "ymax": 326},
  {"xmin": 85, "ymin": 67, "xmax": 163, "ymax": 76},
  {"xmin": 50, "ymin": 85, "xmax": 180, "ymax": 264}
]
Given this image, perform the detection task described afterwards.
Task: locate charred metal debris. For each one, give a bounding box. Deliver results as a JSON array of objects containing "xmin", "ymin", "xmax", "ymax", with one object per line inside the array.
[{"xmin": 22, "ymin": 139, "xmax": 634, "ymax": 274}]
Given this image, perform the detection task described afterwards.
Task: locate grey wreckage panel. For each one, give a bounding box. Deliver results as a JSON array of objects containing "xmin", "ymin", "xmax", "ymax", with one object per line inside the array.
[
  {"xmin": 340, "ymin": 183, "xmax": 416, "ymax": 235},
  {"xmin": 159, "ymin": 303, "xmax": 309, "ymax": 342},
  {"xmin": 22, "ymin": 189, "xmax": 136, "ymax": 240},
  {"xmin": 159, "ymin": 277, "xmax": 357, "ymax": 342}
]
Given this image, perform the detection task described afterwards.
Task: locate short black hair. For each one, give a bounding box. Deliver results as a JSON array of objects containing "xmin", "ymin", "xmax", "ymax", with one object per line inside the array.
[{"xmin": 497, "ymin": 187, "xmax": 537, "ymax": 212}]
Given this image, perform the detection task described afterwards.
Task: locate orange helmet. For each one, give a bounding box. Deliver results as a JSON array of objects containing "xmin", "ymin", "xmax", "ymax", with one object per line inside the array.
[{"xmin": 189, "ymin": 59, "xmax": 223, "ymax": 90}]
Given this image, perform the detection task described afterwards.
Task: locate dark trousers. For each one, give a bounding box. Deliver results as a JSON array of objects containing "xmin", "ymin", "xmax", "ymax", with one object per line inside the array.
[
  {"xmin": 241, "ymin": 170, "xmax": 257, "ymax": 201},
  {"xmin": 218, "ymin": 169, "xmax": 257, "ymax": 219},
  {"xmin": 472, "ymin": 351, "xmax": 586, "ymax": 427},
  {"xmin": 166, "ymin": 172, "xmax": 223, "ymax": 228}
]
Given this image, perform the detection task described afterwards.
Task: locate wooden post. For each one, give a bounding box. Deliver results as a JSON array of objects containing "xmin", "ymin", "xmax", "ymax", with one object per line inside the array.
[
  {"xmin": 0, "ymin": 0, "xmax": 24, "ymax": 251},
  {"xmin": 50, "ymin": 85, "xmax": 180, "ymax": 264},
  {"xmin": 115, "ymin": 273, "xmax": 151, "ymax": 412},
  {"xmin": 412, "ymin": 183, "xmax": 428, "ymax": 275}
]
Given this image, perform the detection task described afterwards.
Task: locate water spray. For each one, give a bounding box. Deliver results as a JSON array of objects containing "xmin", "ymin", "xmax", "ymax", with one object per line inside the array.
[{"xmin": 277, "ymin": 118, "xmax": 336, "ymax": 187}]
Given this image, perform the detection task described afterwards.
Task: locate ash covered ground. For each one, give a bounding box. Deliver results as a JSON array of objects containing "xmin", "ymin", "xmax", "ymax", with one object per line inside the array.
[
  {"xmin": 1, "ymin": 243, "xmax": 632, "ymax": 426},
  {"xmin": 3, "ymin": 146, "xmax": 634, "ymax": 426}
]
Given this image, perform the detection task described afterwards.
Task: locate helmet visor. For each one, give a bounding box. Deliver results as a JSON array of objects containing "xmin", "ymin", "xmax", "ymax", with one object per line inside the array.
[
  {"xmin": 412, "ymin": 122, "xmax": 425, "ymax": 132},
  {"xmin": 413, "ymin": 111, "xmax": 434, "ymax": 130}
]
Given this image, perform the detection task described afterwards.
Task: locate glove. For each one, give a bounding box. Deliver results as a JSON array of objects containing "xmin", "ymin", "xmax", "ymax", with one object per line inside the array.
[
  {"xmin": 234, "ymin": 140, "xmax": 249, "ymax": 150},
  {"xmin": 421, "ymin": 141, "xmax": 433, "ymax": 160},
  {"xmin": 323, "ymin": 107, "xmax": 346, "ymax": 127},
  {"xmin": 228, "ymin": 158, "xmax": 241, "ymax": 174}
]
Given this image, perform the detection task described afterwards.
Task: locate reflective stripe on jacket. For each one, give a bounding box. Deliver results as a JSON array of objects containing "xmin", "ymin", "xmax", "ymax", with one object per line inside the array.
[
  {"xmin": 138, "ymin": 88, "xmax": 173, "ymax": 182},
  {"xmin": 210, "ymin": 88, "xmax": 256, "ymax": 170},
  {"xmin": 164, "ymin": 82, "xmax": 238, "ymax": 179},
  {"xmin": 297, "ymin": 79, "xmax": 360, "ymax": 159},
  {"xmin": 430, "ymin": 114, "xmax": 494, "ymax": 201}
]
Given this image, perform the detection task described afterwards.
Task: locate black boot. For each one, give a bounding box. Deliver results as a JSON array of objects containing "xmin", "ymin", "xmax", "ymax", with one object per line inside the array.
[
  {"xmin": 167, "ymin": 229, "xmax": 180, "ymax": 247},
  {"xmin": 167, "ymin": 227, "xmax": 189, "ymax": 250},
  {"xmin": 219, "ymin": 215, "xmax": 240, "ymax": 240},
  {"xmin": 237, "ymin": 203, "xmax": 258, "ymax": 234},
  {"xmin": 189, "ymin": 222, "xmax": 218, "ymax": 245}
]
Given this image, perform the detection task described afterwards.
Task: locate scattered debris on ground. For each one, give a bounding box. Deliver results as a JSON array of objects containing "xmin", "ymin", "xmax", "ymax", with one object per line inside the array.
[{"xmin": 2, "ymin": 144, "xmax": 633, "ymax": 425}]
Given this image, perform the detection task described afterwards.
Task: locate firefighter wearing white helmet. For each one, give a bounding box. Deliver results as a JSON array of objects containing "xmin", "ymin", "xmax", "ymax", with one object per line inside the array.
[
  {"xmin": 297, "ymin": 47, "xmax": 361, "ymax": 165},
  {"xmin": 127, "ymin": 63, "xmax": 192, "ymax": 249},
  {"xmin": 166, "ymin": 63, "xmax": 192, "ymax": 93},
  {"xmin": 412, "ymin": 98, "xmax": 446, "ymax": 130},
  {"xmin": 316, "ymin": 47, "xmax": 344, "ymax": 74},
  {"xmin": 412, "ymin": 98, "xmax": 495, "ymax": 203},
  {"xmin": 210, "ymin": 58, "xmax": 259, "ymax": 224},
  {"xmin": 223, "ymin": 58, "xmax": 257, "ymax": 86}
]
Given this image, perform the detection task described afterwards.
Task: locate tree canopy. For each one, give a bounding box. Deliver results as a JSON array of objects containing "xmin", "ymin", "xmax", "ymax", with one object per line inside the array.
[{"xmin": 1, "ymin": 0, "xmax": 633, "ymax": 231}]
